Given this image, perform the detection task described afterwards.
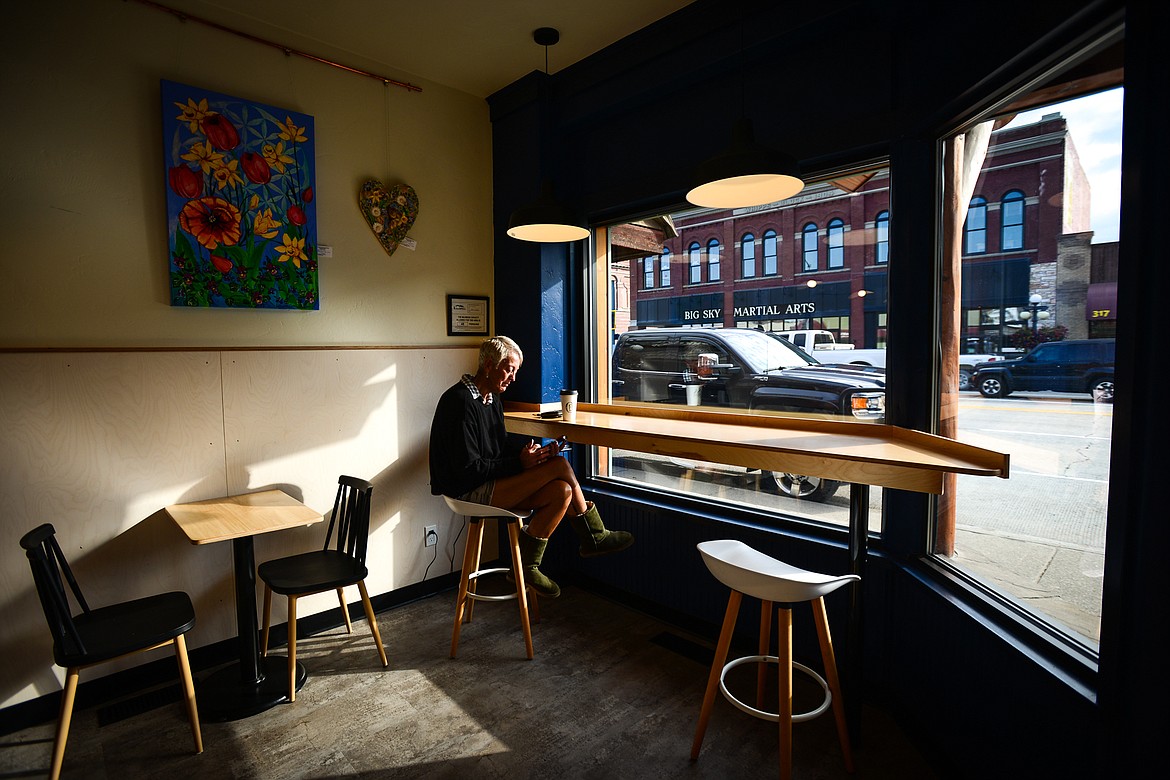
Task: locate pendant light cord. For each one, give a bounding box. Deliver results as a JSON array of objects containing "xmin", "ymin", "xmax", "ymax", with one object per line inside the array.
[
  {"xmin": 533, "ymin": 28, "xmax": 560, "ymax": 192},
  {"xmin": 738, "ymin": 0, "xmax": 747, "ymax": 117}
]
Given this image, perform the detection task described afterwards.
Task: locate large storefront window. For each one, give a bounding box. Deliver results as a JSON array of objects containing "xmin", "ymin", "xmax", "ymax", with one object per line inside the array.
[
  {"xmin": 939, "ymin": 87, "xmax": 1121, "ymax": 649},
  {"xmin": 595, "ymin": 169, "xmax": 892, "ymax": 529}
]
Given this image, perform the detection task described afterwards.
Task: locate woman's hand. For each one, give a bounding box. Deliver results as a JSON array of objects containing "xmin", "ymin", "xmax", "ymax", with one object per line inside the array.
[{"xmin": 520, "ymin": 438, "xmax": 559, "ymax": 469}]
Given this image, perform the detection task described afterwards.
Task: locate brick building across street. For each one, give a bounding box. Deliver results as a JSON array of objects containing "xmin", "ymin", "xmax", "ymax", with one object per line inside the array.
[{"xmin": 613, "ymin": 113, "xmax": 1118, "ymax": 353}]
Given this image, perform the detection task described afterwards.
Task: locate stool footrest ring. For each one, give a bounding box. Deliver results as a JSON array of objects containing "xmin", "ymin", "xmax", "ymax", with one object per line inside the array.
[
  {"xmin": 466, "ymin": 567, "xmax": 524, "ymax": 602},
  {"xmin": 719, "ymin": 655, "xmax": 831, "ymax": 723}
]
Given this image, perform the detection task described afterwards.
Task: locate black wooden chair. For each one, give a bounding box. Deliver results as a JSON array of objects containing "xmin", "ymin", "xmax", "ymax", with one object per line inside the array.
[
  {"xmin": 19, "ymin": 523, "xmax": 203, "ymax": 780},
  {"xmin": 259, "ymin": 475, "xmax": 388, "ymax": 702}
]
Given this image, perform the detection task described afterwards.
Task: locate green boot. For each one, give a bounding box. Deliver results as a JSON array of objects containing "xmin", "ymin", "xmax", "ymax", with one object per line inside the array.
[
  {"xmin": 514, "ymin": 529, "xmax": 560, "ymax": 598},
  {"xmin": 569, "ymin": 502, "xmax": 635, "ymax": 558}
]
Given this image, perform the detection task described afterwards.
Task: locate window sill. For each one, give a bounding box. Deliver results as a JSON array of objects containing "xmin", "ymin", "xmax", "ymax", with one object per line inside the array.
[{"xmin": 908, "ymin": 553, "xmax": 1099, "ymax": 697}]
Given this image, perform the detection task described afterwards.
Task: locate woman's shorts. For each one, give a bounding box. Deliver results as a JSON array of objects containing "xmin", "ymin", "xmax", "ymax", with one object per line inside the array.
[{"xmin": 459, "ymin": 480, "xmax": 495, "ymax": 505}]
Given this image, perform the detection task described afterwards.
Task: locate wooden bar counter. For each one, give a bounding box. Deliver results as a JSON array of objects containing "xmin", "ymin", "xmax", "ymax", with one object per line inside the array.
[
  {"xmin": 505, "ymin": 401, "xmax": 1010, "ymax": 738},
  {"xmin": 504, "ymin": 402, "xmax": 1009, "ymax": 493}
]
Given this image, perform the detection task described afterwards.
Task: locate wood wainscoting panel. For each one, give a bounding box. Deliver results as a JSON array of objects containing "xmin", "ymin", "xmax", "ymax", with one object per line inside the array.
[
  {"xmin": 0, "ymin": 351, "xmax": 227, "ymax": 698},
  {"xmin": 220, "ymin": 347, "xmax": 478, "ymax": 612}
]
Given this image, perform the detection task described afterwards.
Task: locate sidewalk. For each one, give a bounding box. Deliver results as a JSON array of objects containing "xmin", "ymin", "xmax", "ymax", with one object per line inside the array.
[{"xmin": 951, "ymin": 527, "xmax": 1103, "ymax": 644}]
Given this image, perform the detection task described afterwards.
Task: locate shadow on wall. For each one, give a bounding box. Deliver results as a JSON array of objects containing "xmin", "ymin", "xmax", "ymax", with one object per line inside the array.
[
  {"xmin": 0, "ymin": 347, "xmax": 474, "ymax": 711},
  {"xmin": 1, "ymin": 509, "xmax": 232, "ymax": 707}
]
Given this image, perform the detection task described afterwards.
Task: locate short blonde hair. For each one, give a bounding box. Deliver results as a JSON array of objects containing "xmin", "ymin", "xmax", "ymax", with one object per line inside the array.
[{"xmin": 478, "ymin": 336, "xmax": 522, "ymax": 371}]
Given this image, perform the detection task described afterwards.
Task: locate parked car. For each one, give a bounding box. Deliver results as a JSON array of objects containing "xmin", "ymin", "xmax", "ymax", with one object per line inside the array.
[
  {"xmin": 611, "ymin": 327, "xmax": 886, "ymax": 500},
  {"xmin": 957, "ymin": 354, "xmax": 1001, "ymax": 391},
  {"xmin": 970, "ymin": 338, "xmax": 1114, "ymax": 401},
  {"xmin": 770, "ymin": 330, "xmax": 997, "ymax": 390}
]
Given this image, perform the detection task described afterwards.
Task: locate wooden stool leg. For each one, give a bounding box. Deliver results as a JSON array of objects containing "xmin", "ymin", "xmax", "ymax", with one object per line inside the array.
[
  {"xmin": 528, "ymin": 579, "xmax": 541, "ymax": 624},
  {"xmin": 757, "ymin": 599, "xmax": 773, "ymax": 709},
  {"xmin": 812, "ymin": 596, "xmax": 854, "ymax": 773},
  {"xmin": 778, "ymin": 607, "xmax": 793, "ymax": 780},
  {"xmin": 450, "ymin": 518, "xmax": 483, "ymax": 658},
  {"xmin": 507, "ymin": 521, "xmax": 534, "ymax": 659},
  {"xmin": 691, "ymin": 589, "xmax": 742, "ymax": 760},
  {"xmin": 465, "ymin": 518, "xmax": 486, "ymax": 623},
  {"xmin": 49, "ymin": 667, "xmax": 79, "ymax": 780}
]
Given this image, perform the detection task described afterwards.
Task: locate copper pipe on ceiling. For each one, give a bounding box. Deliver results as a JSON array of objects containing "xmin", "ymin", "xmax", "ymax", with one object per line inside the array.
[{"xmin": 129, "ymin": 0, "xmax": 422, "ymax": 93}]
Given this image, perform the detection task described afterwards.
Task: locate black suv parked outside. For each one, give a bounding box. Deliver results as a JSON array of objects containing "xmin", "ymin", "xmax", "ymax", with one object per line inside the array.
[
  {"xmin": 611, "ymin": 327, "xmax": 886, "ymax": 500},
  {"xmin": 971, "ymin": 338, "xmax": 1114, "ymax": 401}
]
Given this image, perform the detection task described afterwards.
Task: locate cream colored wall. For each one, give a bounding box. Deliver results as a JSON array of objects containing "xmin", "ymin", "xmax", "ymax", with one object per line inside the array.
[
  {"xmin": 0, "ymin": 2, "xmax": 494, "ymax": 709},
  {"xmin": 0, "ymin": 348, "xmax": 479, "ymax": 709},
  {"xmin": 1, "ymin": 1, "xmax": 493, "ymax": 347}
]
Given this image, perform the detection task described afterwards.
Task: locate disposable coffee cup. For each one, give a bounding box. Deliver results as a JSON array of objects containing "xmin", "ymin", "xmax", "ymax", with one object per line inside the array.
[{"xmin": 560, "ymin": 389, "xmax": 578, "ymax": 422}]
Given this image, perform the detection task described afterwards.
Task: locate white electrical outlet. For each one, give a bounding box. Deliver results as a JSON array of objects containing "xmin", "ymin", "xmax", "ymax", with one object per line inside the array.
[{"xmin": 424, "ymin": 525, "xmax": 438, "ymax": 547}]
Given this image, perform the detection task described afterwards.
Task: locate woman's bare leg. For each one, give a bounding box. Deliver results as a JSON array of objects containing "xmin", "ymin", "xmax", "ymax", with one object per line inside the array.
[{"xmin": 491, "ymin": 458, "xmax": 585, "ymax": 537}]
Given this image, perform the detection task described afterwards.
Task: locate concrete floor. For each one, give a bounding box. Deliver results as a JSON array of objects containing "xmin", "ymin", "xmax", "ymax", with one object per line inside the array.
[{"xmin": 1, "ymin": 586, "xmax": 939, "ymax": 779}]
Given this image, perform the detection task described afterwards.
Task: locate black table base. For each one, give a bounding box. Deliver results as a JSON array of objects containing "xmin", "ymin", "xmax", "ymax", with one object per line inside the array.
[
  {"xmin": 194, "ymin": 534, "xmax": 309, "ymax": 721},
  {"xmin": 197, "ymin": 656, "xmax": 307, "ymax": 722}
]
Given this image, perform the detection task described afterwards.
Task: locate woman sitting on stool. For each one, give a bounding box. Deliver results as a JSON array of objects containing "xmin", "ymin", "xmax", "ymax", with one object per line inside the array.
[{"xmin": 428, "ymin": 335, "xmax": 634, "ymax": 598}]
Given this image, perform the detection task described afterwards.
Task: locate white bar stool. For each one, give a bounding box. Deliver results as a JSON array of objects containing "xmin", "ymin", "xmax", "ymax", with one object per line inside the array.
[
  {"xmin": 443, "ymin": 496, "xmax": 539, "ymax": 660},
  {"xmin": 691, "ymin": 539, "xmax": 859, "ymax": 780}
]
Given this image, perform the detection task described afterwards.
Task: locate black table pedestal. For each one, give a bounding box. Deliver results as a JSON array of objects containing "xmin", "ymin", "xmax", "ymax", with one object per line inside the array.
[
  {"xmin": 196, "ymin": 534, "xmax": 308, "ymax": 721},
  {"xmin": 197, "ymin": 656, "xmax": 307, "ymax": 722}
]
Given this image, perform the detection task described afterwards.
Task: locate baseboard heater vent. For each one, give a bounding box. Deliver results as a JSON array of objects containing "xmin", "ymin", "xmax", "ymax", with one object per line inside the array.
[
  {"xmin": 651, "ymin": 631, "xmax": 713, "ymax": 666},
  {"xmin": 96, "ymin": 683, "xmax": 181, "ymax": 727}
]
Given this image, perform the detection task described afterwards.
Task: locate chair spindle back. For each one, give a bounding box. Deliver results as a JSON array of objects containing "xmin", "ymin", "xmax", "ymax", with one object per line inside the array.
[
  {"xmin": 321, "ymin": 475, "xmax": 373, "ymax": 565},
  {"xmin": 20, "ymin": 523, "xmax": 91, "ymax": 658}
]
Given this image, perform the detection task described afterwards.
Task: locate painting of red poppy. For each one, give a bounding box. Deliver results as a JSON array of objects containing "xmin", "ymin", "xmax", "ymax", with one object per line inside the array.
[{"xmin": 162, "ymin": 80, "xmax": 318, "ymax": 309}]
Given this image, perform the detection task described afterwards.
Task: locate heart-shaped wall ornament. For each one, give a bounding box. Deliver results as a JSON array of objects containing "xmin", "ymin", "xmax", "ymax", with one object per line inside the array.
[{"xmin": 358, "ymin": 179, "xmax": 419, "ymax": 257}]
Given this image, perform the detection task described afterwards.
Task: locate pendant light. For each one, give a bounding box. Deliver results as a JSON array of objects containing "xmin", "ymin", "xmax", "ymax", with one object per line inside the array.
[
  {"xmin": 507, "ymin": 27, "xmax": 589, "ymax": 243},
  {"xmin": 685, "ymin": 117, "xmax": 804, "ymax": 208},
  {"xmin": 685, "ymin": 9, "xmax": 804, "ymax": 209}
]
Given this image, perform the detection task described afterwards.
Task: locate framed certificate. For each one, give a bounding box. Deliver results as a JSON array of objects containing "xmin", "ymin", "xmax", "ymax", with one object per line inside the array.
[{"xmin": 447, "ymin": 294, "xmax": 489, "ymax": 336}]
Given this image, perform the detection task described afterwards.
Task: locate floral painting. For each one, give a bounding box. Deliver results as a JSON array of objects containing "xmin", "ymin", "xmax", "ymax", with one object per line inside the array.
[{"xmin": 162, "ymin": 80, "xmax": 318, "ymax": 309}]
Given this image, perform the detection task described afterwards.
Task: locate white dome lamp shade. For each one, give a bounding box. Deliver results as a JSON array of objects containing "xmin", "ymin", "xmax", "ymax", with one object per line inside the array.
[
  {"xmin": 506, "ymin": 27, "xmax": 590, "ymax": 243},
  {"xmin": 507, "ymin": 180, "xmax": 590, "ymax": 243},
  {"xmin": 686, "ymin": 117, "xmax": 804, "ymax": 209}
]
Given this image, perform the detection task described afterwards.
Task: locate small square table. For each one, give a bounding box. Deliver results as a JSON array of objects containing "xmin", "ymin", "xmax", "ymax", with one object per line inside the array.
[{"xmin": 166, "ymin": 489, "xmax": 321, "ymax": 720}]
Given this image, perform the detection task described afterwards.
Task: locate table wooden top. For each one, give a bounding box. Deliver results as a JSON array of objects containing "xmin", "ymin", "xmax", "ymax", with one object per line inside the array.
[
  {"xmin": 504, "ymin": 402, "xmax": 1009, "ymax": 495},
  {"xmin": 165, "ymin": 488, "xmax": 323, "ymax": 545}
]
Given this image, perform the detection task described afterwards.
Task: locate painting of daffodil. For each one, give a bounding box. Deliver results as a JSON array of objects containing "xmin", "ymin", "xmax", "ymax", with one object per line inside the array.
[{"xmin": 163, "ymin": 80, "xmax": 318, "ymax": 309}]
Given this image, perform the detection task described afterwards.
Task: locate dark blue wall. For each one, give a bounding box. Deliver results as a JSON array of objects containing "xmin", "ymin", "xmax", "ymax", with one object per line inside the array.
[{"xmin": 488, "ymin": 0, "xmax": 1164, "ymax": 775}]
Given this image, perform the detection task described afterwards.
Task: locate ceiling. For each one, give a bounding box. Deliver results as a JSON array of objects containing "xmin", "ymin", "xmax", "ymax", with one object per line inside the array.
[{"xmin": 146, "ymin": 0, "xmax": 697, "ymax": 98}]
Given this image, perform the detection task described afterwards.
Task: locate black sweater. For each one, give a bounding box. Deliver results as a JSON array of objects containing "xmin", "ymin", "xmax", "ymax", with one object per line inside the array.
[{"xmin": 428, "ymin": 380, "xmax": 523, "ymax": 497}]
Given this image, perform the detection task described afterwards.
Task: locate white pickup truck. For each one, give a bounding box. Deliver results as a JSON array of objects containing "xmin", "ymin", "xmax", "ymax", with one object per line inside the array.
[
  {"xmin": 774, "ymin": 330, "xmax": 887, "ymax": 366},
  {"xmin": 773, "ymin": 330, "xmax": 1001, "ymax": 389}
]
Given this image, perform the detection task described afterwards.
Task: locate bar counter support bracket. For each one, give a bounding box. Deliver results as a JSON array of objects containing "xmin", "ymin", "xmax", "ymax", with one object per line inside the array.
[{"xmin": 846, "ymin": 482, "xmax": 868, "ymax": 744}]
